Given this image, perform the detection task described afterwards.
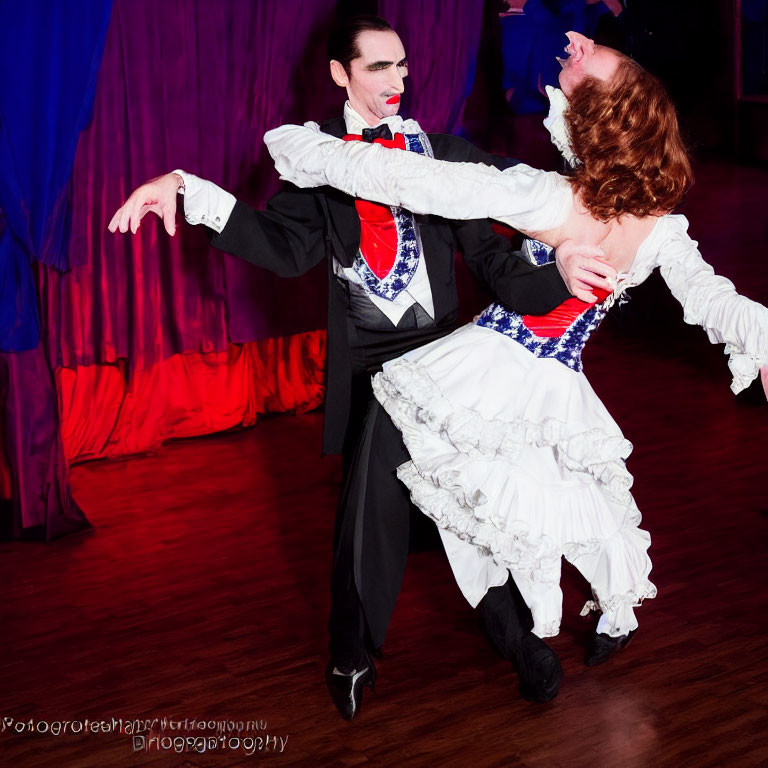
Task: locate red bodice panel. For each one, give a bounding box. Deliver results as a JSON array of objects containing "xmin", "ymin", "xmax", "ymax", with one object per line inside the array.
[{"xmin": 522, "ymin": 287, "xmax": 611, "ymax": 337}]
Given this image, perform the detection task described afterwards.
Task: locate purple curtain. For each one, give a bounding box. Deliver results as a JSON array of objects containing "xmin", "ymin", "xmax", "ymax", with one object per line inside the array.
[
  {"xmin": 7, "ymin": 0, "xmax": 486, "ymax": 539},
  {"xmin": 44, "ymin": 0, "xmax": 486, "ymax": 372},
  {"xmin": 379, "ymin": 0, "xmax": 484, "ymax": 134},
  {"xmin": 0, "ymin": 0, "xmax": 111, "ymax": 538},
  {"xmin": 46, "ymin": 0, "xmax": 341, "ymax": 373}
]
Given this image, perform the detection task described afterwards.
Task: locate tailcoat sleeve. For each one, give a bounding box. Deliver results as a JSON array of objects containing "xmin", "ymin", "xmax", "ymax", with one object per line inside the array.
[{"xmin": 209, "ymin": 183, "xmax": 328, "ymax": 278}]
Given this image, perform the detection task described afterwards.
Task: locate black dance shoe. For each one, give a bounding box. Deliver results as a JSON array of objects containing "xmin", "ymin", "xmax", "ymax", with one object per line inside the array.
[
  {"xmin": 325, "ymin": 654, "xmax": 377, "ymax": 720},
  {"xmin": 585, "ymin": 629, "xmax": 636, "ymax": 667},
  {"xmin": 516, "ymin": 632, "xmax": 563, "ymax": 703}
]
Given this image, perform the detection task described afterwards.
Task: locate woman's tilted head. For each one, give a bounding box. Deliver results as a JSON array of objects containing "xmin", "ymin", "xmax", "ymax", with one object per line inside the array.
[
  {"xmin": 557, "ymin": 32, "xmax": 619, "ymax": 97},
  {"xmin": 565, "ymin": 55, "xmax": 693, "ymax": 221}
]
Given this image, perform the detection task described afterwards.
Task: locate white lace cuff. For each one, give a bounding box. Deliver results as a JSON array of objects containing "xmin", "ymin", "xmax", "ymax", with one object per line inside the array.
[
  {"xmin": 172, "ymin": 169, "xmax": 236, "ymax": 234},
  {"xmin": 657, "ymin": 216, "xmax": 768, "ymax": 393}
]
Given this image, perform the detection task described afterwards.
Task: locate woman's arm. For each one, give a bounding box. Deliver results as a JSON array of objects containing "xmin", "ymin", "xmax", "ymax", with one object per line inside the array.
[
  {"xmin": 264, "ymin": 124, "xmax": 572, "ymax": 235},
  {"xmin": 656, "ymin": 215, "xmax": 768, "ymax": 394}
]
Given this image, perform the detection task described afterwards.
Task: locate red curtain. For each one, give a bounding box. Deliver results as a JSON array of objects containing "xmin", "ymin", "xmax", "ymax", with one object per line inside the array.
[{"xmin": 58, "ymin": 332, "xmax": 325, "ymax": 463}]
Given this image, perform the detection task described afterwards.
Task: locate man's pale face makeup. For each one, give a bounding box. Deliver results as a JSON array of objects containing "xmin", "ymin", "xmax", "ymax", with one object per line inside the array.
[{"xmin": 335, "ymin": 30, "xmax": 409, "ymax": 126}]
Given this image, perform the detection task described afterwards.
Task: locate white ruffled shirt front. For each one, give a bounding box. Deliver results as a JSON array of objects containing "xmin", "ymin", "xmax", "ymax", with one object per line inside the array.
[{"xmin": 264, "ymin": 92, "xmax": 768, "ymax": 394}]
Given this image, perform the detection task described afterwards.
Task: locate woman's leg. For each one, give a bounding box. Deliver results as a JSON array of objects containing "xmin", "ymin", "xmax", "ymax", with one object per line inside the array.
[
  {"xmin": 439, "ymin": 529, "xmax": 562, "ymax": 701},
  {"xmin": 565, "ymin": 521, "xmax": 654, "ymax": 639},
  {"xmin": 508, "ymin": 566, "xmax": 565, "ymax": 640}
]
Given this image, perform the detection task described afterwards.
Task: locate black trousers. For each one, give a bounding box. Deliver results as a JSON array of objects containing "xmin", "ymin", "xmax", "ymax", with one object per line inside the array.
[
  {"xmin": 328, "ymin": 303, "xmax": 450, "ymax": 668},
  {"xmin": 329, "ymin": 372, "xmax": 412, "ymax": 668}
]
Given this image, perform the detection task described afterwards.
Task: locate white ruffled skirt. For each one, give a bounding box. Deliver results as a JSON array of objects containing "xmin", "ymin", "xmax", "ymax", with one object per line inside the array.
[{"xmin": 373, "ymin": 322, "xmax": 657, "ymax": 638}]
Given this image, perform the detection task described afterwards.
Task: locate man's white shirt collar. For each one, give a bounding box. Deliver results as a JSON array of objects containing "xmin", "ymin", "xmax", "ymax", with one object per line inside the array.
[{"xmin": 343, "ymin": 101, "xmax": 422, "ymax": 137}]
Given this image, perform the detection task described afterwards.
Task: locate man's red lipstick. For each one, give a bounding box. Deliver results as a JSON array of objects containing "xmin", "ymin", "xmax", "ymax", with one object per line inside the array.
[{"xmin": 386, "ymin": 95, "xmax": 400, "ymax": 105}]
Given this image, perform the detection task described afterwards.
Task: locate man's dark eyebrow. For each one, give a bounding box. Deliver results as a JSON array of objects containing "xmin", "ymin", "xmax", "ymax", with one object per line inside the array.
[
  {"xmin": 364, "ymin": 58, "xmax": 408, "ymax": 71},
  {"xmin": 365, "ymin": 59, "xmax": 394, "ymax": 71}
]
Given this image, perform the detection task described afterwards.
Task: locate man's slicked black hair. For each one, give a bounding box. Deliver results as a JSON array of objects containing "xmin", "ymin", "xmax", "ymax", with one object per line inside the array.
[{"xmin": 327, "ymin": 14, "xmax": 394, "ymax": 74}]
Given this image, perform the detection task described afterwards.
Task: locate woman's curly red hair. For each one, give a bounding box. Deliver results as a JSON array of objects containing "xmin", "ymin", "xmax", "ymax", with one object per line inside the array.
[{"xmin": 566, "ymin": 56, "xmax": 693, "ymax": 221}]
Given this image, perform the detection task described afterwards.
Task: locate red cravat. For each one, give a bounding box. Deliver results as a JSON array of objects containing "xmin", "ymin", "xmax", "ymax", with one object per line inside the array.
[{"xmin": 343, "ymin": 132, "xmax": 407, "ymax": 279}]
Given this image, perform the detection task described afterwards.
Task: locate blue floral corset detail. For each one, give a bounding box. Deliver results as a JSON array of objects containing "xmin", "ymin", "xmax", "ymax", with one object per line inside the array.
[
  {"xmin": 475, "ymin": 301, "xmax": 607, "ymax": 372},
  {"xmin": 474, "ymin": 237, "xmax": 607, "ymax": 371},
  {"xmin": 352, "ymin": 133, "xmax": 433, "ymax": 301},
  {"xmin": 476, "ymin": 237, "xmax": 607, "ymax": 371}
]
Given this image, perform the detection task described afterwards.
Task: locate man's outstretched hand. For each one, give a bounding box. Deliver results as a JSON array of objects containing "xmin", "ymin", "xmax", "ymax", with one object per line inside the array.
[
  {"xmin": 107, "ymin": 172, "xmax": 183, "ymax": 236},
  {"xmin": 555, "ymin": 239, "xmax": 617, "ymax": 303}
]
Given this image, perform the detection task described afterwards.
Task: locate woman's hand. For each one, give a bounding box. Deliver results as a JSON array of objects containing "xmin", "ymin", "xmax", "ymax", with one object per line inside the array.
[{"xmin": 761, "ymin": 365, "xmax": 768, "ymax": 401}]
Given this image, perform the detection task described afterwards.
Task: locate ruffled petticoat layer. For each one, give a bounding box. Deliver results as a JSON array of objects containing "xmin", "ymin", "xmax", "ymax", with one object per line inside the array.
[{"xmin": 372, "ymin": 323, "xmax": 657, "ymax": 638}]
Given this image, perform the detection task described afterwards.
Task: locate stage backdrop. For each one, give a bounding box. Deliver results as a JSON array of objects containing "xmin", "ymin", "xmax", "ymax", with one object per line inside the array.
[
  {"xmin": 0, "ymin": 0, "xmax": 112, "ymax": 539},
  {"xmin": 1, "ymin": 0, "xmax": 485, "ymax": 538}
]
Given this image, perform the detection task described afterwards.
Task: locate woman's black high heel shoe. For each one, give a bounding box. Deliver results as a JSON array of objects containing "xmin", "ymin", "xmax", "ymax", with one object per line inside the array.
[{"xmin": 585, "ymin": 629, "xmax": 636, "ymax": 667}]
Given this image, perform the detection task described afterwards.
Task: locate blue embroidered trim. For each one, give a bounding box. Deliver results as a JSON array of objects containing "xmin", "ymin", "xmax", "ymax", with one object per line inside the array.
[
  {"xmin": 352, "ymin": 132, "xmax": 433, "ymax": 301},
  {"xmin": 523, "ymin": 238, "xmax": 554, "ymax": 266},
  {"xmin": 475, "ymin": 301, "xmax": 607, "ymax": 372},
  {"xmin": 353, "ymin": 206, "xmax": 421, "ymax": 300},
  {"xmin": 404, "ymin": 133, "xmax": 434, "ymax": 158}
]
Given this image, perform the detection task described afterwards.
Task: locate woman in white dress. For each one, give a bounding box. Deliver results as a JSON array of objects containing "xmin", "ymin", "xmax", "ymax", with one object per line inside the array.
[{"xmin": 264, "ymin": 33, "xmax": 768, "ymax": 669}]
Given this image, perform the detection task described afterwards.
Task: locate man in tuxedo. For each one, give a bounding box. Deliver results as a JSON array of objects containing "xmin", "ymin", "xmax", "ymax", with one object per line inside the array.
[{"xmin": 109, "ymin": 14, "xmax": 613, "ymax": 719}]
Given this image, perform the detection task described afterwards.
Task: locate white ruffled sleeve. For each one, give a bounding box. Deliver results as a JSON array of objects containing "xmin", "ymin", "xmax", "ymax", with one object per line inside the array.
[
  {"xmin": 264, "ymin": 123, "xmax": 571, "ymax": 233},
  {"xmin": 654, "ymin": 215, "xmax": 768, "ymax": 393}
]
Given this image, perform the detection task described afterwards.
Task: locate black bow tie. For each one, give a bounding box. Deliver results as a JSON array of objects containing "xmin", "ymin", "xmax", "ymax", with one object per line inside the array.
[{"xmin": 362, "ymin": 124, "xmax": 393, "ymax": 143}]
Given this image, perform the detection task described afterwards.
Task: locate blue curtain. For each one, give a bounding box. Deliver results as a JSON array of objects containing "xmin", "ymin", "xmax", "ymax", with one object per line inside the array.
[
  {"xmin": 500, "ymin": 0, "xmax": 611, "ymax": 114},
  {"xmin": 0, "ymin": 0, "xmax": 112, "ymax": 351}
]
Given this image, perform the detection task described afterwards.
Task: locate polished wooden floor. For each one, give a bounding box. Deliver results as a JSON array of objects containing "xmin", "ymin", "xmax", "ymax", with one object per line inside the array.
[{"xmin": 2, "ymin": 158, "xmax": 767, "ymax": 768}]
